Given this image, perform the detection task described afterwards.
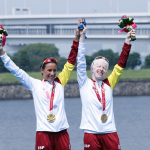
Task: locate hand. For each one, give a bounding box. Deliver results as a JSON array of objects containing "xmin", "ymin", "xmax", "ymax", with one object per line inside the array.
[
  {"xmin": 125, "ymin": 29, "xmax": 136, "ymax": 44},
  {"xmin": 79, "ymin": 18, "xmax": 87, "ymax": 43},
  {"xmin": 74, "ymin": 18, "xmax": 81, "ymax": 41},
  {"xmin": 74, "ymin": 18, "xmax": 87, "ymax": 42},
  {"xmin": 80, "ymin": 18, "xmax": 86, "ymax": 35},
  {"xmin": 0, "ymin": 41, "xmax": 5, "ymax": 56}
]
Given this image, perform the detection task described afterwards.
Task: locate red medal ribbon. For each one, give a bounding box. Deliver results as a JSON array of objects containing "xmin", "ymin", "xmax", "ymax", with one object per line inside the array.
[
  {"xmin": 42, "ymin": 79, "xmax": 56, "ymax": 111},
  {"xmin": 91, "ymin": 79, "xmax": 106, "ymax": 111}
]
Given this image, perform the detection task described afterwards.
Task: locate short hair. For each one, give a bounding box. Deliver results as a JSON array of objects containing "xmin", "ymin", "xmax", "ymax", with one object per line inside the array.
[{"xmin": 91, "ymin": 59, "xmax": 109, "ymax": 71}]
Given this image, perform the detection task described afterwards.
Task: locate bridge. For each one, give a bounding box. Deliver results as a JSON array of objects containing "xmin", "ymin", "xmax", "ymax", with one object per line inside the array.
[{"xmin": 0, "ymin": 12, "xmax": 150, "ymax": 61}]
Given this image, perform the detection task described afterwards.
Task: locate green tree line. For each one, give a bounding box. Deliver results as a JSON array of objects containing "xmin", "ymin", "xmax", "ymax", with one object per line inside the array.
[
  {"xmin": 0, "ymin": 43, "xmax": 150, "ymax": 73},
  {"xmin": 0, "ymin": 43, "xmax": 68, "ymax": 72},
  {"xmin": 85, "ymin": 49, "xmax": 142, "ymax": 70}
]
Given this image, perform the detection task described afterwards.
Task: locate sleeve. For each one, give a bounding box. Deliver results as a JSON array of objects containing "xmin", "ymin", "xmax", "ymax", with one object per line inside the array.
[
  {"xmin": 55, "ymin": 40, "xmax": 79, "ymax": 87},
  {"xmin": 107, "ymin": 43, "xmax": 131, "ymax": 89},
  {"xmin": 0, "ymin": 53, "xmax": 37, "ymax": 91},
  {"xmin": 77, "ymin": 42, "xmax": 88, "ymax": 88}
]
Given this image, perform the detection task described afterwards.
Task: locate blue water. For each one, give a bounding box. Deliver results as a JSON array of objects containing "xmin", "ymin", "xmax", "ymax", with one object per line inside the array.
[{"xmin": 0, "ymin": 96, "xmax": 150, "ymax": 150}]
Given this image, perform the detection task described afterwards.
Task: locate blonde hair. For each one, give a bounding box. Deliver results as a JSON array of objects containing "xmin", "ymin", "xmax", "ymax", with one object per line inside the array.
[{"xmin": 91, "ymin": 59, "xmax": 109, "ymax": 71}]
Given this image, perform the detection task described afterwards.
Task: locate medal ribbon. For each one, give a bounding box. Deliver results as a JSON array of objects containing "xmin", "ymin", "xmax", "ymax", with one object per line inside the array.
[
  {"xmin": 42, "ymin": 79, "xmax": 56, "ymax": 111},
  {"xmin": 91, "ymin": 79, "xmax": 106, "ymax": 111}
]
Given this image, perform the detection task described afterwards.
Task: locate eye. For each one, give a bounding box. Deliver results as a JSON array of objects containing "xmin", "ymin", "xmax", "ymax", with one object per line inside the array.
[{"xmin": 103, "ymin": 67, "xmax": 106, "ymax": 70}]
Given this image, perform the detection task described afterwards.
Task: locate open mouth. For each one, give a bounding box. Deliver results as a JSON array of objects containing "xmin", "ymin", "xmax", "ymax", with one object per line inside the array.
[
  {"xmin": 47, "ymin": 76, "xmax": 55, "ymax": 80},
  {"xmin": 97, "ymin": 70, "xmax": 103, "ymax": 76}
]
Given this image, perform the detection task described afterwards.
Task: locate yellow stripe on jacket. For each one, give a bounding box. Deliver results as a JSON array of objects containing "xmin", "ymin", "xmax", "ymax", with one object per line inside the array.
[
  {"xmin": 108, "ymin": 64, "xmax": 124, "ymax": 90},
  {"xmin": 57, "ymin": 62, "xmax": 75, "ymax": 87}
]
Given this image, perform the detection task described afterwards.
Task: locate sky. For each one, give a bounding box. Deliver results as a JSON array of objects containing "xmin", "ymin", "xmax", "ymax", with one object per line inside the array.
[
  {"xmin": 0, "ymin": 0, "xmax": 150, "ymax": 15},
  {"xmin": 0, "ymin": 0, "xmax": 150, "ymax": 59}
]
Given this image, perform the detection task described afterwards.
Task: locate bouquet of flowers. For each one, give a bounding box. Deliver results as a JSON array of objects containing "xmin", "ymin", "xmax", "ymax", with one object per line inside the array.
[
  {"xmin": 118, "ymin": 15, "xmax": 137, "ymax": 41},
  {"xmin": 0, "ymin": 25, "xmax": 8, "ymax": 46}
]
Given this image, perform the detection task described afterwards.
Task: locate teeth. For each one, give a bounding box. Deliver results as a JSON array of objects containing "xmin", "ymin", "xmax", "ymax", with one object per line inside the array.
[{"xmin": 98, "ymin": 72, "xmax": 102, "ymax": 75}]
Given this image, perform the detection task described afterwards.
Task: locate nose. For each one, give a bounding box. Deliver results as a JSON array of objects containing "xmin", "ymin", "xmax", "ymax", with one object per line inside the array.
[
  {"xmin": 99, "ymin": 66, "xmax": 103, "ymax": 71},
  {"xmin": 99, "ymin": 67, "xmax": 105, "ymax": 73},
  {"xmin": 51, "ymin": 70, "xmax": 55, "ymax": 76}
]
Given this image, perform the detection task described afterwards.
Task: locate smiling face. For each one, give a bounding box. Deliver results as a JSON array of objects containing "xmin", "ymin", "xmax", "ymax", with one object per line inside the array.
[
  {"xmin": 91, "ymin": 59, "xmax": 108, "ymax": 81},
  {"xmin": 40, "ymin": 63, "xmax": 57, "ymax": 81}
]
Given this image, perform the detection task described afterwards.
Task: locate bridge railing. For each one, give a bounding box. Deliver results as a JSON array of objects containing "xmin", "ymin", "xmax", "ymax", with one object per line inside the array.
[{"xmin": 5, "ymin": 27, "xmax": 150, "ymax": 35}]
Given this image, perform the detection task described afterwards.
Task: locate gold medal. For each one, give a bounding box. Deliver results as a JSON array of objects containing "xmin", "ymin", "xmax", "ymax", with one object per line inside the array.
[
  {"xmin": 47, "ymin": 113, "xmax": 56, "ymax": 122},
  {"xmin": 101, "ymin": 114, "xmax": 107, "ymax": 123}
]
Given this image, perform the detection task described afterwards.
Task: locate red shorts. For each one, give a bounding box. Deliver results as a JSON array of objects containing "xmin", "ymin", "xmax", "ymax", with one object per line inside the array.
[
  {"xmin": 84, "ymin": 132, "xmax": 121, "ymax": 150},
  {"xmin": 35, "ymin": 129, "xmax": 71, "ymax": 150}
]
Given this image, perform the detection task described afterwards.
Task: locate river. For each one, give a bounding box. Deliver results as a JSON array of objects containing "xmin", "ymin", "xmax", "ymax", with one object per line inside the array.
[{"xmin": 0, "ymin": 96, "xmax": 149, "ymax": 150}]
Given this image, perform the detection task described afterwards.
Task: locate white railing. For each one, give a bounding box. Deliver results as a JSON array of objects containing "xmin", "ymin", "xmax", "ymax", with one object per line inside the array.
[{"xmin": 5, "ymin": 27, "xmax": 150, "ymax": 35}]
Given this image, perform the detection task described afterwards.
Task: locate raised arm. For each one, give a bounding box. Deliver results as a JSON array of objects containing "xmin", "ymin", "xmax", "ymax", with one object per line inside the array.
[
  {"xmin": 0, "ymin": 46, "xmax": 37, "ymax": 91},
  {"xmin": 55, "ymin": 20, "xmax": 80, "ymax": 87},
  {"xmin": 106, "ymin": 29, "xmax": 135, "ymax": 89},
  {"xmin": 77, "ymin": 20, "xmax": 88, "ymax": 88}
]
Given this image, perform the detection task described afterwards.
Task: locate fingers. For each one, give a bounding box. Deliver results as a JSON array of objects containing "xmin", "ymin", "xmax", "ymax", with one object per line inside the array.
[
  {"xmin": 76, "ymin": 18, "xmax": 87, "ymax": 39},
  {"xmin": 82, "ymin": 18, "xmax": 85, "ymax": 22},
  {"xmin": 77, "ymin": 18, "xmax": 82, "ymax": 26},
  {"xmin": 79, "ymin": 18, "xmax": 82, "ymax": 23},
  {"xmin": 129, "ymin": 29, "xmax": 136, "ymax": 36},
  {"xmin": 77, "ymin": 18, "xmax": 86, "ymax": 28},
  {"xmin": 125, "ymin": 28, "xmax": 136, "ymax": 43},
  {"xmin": 131, "ymin": 30, "xmax": 136, "ymax": 37},
  {"xmin": 131, "ymin": 33, "xmax": 135, "ymax": 37},
  {"xmin": 78, "ymin": 18, "xmax": 85, "ymax": 24}
]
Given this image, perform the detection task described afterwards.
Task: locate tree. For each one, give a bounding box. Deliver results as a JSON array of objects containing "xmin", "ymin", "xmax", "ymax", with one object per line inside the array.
[
  {"xmin": 126, "ymin": 52, "xmax": 141, "ymax": 69},
  {"xmin": 57, "ymin": 57, "xmax": 67, "ymax": 71},
  {"xmin": 85, "ymin": 55, "xmax": 94, "ymax": 70},
  {"xmin": 142, "ymin": 54, "xmax": 150, "ymax": 69},
  {"xmin": 17, "ymin": 50, "xmax": 31, "ymax": 71},
  {"xmin": 11, "ymin": 43, "xmax": 60, "ymax": 71},
  {"xmin": 0, "ymin": 54, "xmax": 13, "ymax": 73},
  {"xmin": 0, "ymin": 59, "xmax": 8, "ymax": 72}
]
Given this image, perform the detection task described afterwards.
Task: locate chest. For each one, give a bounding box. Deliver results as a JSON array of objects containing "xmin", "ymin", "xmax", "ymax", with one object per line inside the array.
[
  {"xmin": 34, "ymin": 81, "xmax": 64, "ymax": 106},
  {"xmin": 81, "ymin": 80, "xmax": 113, "ymax": 108}
]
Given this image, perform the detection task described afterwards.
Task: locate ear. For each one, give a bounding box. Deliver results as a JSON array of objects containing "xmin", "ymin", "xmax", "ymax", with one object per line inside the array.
[
  {"xmin": 40, "ymin": 68, "xmax": 44, "ymax": 74},
  {"xmin": 91, "ymin": 67, "xmax": 94, "ymax": 73}
]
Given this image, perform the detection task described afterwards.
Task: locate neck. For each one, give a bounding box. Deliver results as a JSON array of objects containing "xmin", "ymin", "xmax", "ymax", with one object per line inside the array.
[
  {"xmin": 92, "ymin": 76, "xmax": 103, "ymax": 82},
  {"xmin": 43, "ymin": 79, "xmax": 54, "ymax": 82}
]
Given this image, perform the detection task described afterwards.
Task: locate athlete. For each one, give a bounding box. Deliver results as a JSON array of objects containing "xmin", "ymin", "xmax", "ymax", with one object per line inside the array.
[
  {"xmin": 77, "ymin": 21, "xmax": 136, "ymax": 150},
  {"xmin": 0, "ymin": 19, "xmax": 81, "ymax": 150}
]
